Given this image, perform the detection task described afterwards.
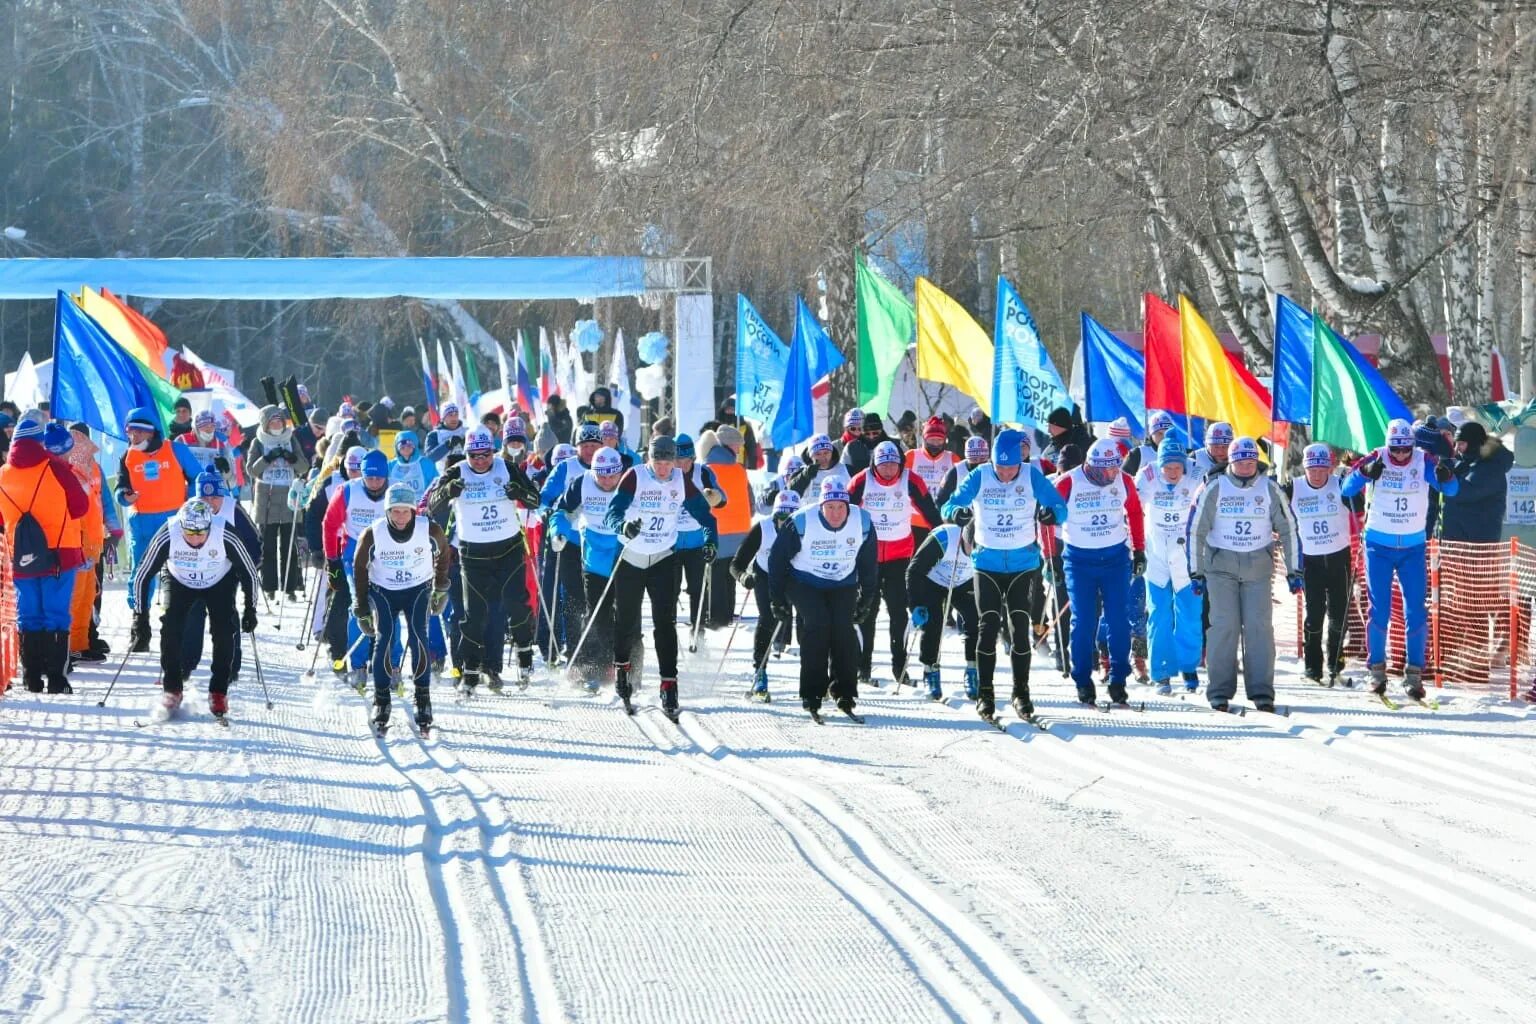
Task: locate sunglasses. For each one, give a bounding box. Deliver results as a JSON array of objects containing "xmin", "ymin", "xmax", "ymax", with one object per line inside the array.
[
  {"xmin": 182, "ymin": 527, "xmax": 210, "ymax": 538},
  {"xmin": 468, "ymin": 450, "xmax": 494, "ymax": 458}
]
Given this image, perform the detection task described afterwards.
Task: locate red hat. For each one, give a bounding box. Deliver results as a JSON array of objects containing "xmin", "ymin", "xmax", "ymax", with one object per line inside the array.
[{"xmin": 923, "ymin": 416, "xmax": 947, "ymax": 442}]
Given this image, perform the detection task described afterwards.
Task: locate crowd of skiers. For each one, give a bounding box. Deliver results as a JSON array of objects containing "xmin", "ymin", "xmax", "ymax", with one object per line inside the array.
[{"xmin": 2, "ymin": 377, "xmax": 1533, "ymax": 728}]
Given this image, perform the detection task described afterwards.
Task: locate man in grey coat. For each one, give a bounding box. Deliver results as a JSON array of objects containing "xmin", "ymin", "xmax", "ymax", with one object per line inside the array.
[
  {"xmin": 1188, "ymin": 436, "xmax": 1302, "ymax": 713},
  {"xmin": 245, "ymin": 405, "xmax": 312, "ymax": 599}
]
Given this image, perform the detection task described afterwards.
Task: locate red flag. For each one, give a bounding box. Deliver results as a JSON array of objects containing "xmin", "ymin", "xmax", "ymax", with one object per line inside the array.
[
  {"xmin": 1143, "ymin": 292, "xmax": 1186, "ymax": 414},
  {"xmin": 168, "ymin": 352, "xmax": 206, "ymax": 391}
]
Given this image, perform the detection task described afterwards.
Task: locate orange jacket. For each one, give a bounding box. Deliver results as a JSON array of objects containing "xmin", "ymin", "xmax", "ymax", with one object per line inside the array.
[{"xmin": 0, "ymin": 444, "xmax": 88, "ymax": 574}]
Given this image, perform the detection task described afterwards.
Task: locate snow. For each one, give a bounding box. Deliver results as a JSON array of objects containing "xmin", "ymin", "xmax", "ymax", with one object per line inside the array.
[{"xmin": 3, "ymin": 582, "xmax": 1535, "ymax": 1022}]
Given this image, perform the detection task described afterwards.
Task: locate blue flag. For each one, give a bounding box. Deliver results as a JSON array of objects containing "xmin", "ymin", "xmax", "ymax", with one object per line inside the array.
[
  {"xmin": 735, "ymin": 294, "xmax": 791, "ymax": 426},
  {"xmin": 51, "ymin": 290, "xmax": 175, "ymax": 440},
  {"xmin": 993, "ymin": 278, "xmax": 1072, "ymax": 430},
  {"xmin": 771, "ymin": 296, "xmax": 846, "ymax": 447},
  {"xmin": 1272, "ymin": 294, "xmax": 1411, "ymax": 427},
  {"xmin": 1080, "ymin": 312, "xmax": 1146, "ymax": 433},
  {"xmin": 1272, "ymin": 294, "xmax": 1316, "ymax": 424}
]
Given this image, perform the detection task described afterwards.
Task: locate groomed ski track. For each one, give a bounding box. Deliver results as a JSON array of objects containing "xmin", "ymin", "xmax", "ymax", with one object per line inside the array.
[{"xmin": 2, "ymin": 584, "xmax": 1533, "ymax": 1022}]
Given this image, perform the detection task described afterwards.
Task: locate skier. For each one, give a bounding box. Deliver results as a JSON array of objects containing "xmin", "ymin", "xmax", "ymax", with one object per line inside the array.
[
  {"xmin": 537, "ymin": 423, "xmax": 603, "ymax": 659},
  {"xmin": 0, "ymin": 414, "xmax": 88, "ymax": 693},
  {"xmin": 1054, "ymin": 438, "xmax": 1147, "ymax": 706},
  {"xmin": 307, "ymin": 443, "xmax": 364, "ymax": 672},
  {"xmin": 935, "ymin": 434, "xmax": 990, "ymax": 509},
  {"xmin": 428, "ymin": 425, "xmax": 542, "ymax": 693},
  {"xmin": 387, "ymin": 429, "xmax": 439, "ymax": 494},
  {"xmin": 1287, "ymin": 443, "xmax": 1358, "ymax": 687},
  {"xmin": 1191, "ymin": 422, "xmax": 1233, "ymax": 479},
  {"xmin": 1136, "ymin": 437, "xmax": 1203, "ymax": 694},
  {"xmin": 673, "ymin": 434, "xmax": 726, "ymax": 630},
  {"xmin": 904, "ymin": 416, "xmax": 957, "ymax": 545},
  {"xmin": 353, "ymin": 484, "xmax": 452, "ymax": 733},
  {"xmin": 768, "ymin": 477, "xmax": 878, "ymax": 720},
  {"xmin": 425, "ymin": 403, "xmax": 468, "ymax": 464},
  {"xmin": 787, "ymin": 434, "xmax": 851, "ymax": 500},
  {"xmin": 131, "ymin": 498, "xmax": 259, "ymax": 719},
  {"xmin": 180, "ymin": 468, "xmax": 262, "ymax": 681},
  {"xmin": 1124, "ymin": 410, "xmax": 1177, "ymax": 480},
  {"xmin": 246, "ymin": 405, "xmax": 310, "ymax": 601},
  {"xmin": 551, "ymin": 446, "xmax": 627, "ymax": 691},
  {"xmin": 322, "ymin": 449, "xmax": 392, "ymax": 687},
  {"xmin": 1341, "ymin": 418, "xmax": 1458, "ymax": 701},
  {"xmin": 939, "ymin": 428, "xmax": 1069, "ymax": 719},
  {"xmin": 848, "ymin": 440, "xmax": 943, "ymax": 688},
  {"xmin": 1189, "ymin": 437, "xmax": 1302, "ymax": 712},
  {"xmin": 905, "ymin": 521, "xmax": 979, "ymax": 703},
  {"xmin": 116, "ymin": 406, "xmax": 204, "ymax": 610},
  {"xmin": 730, "ymin": 488, "xmax": 802, "ymax": 699},
  {"xmin": 603, "ymin": 435, "xmax": 718, "ymax": 717}
]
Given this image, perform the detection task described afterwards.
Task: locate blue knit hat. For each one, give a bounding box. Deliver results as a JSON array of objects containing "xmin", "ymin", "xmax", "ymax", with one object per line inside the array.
[
  {"xmin": 361, "ymin": 450, "xmax": 389, "ymax": 478},
  {"xmin": 42, "ymin": 422, "xmax": 73, "ymax": 454},
  {"xmin": 13, "ymin": 413, "xmax": 45, "ymax": 441},
  {"xmin": 675, "ymin": 434, "xmax": 696, "ymax": 460}
]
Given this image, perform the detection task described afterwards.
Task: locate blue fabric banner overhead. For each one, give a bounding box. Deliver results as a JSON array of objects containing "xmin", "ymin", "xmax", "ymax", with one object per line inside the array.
[
  {"xmin": 1273, "ymin": 294, "xmax": 1316, "ymax": 425},
  {"xmin": 1080, "ymin": 312, "xmax": 1146, "ymax": 433},
  {"xmin": 735, "ymin": 294, "xmax": 791, "ymax": 427},
  {"xmin": 993, "ymin": 277, "xmax": 1072, "ymax": 430},
  {"xmin": 771, "ymin": 296, "xmax": 846, "ymax": 447},
  {"xmin": 0, "ymin": 257, "xmax": 648, "ymax": 301}
]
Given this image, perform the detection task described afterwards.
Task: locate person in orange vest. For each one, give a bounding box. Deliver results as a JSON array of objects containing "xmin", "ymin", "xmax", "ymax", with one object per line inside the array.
[
  {"xmin": 64, "ymin": 422, "xmax": 121, "ymax": 661},
  {"xmin": 41, "ymin": 424, "xmax": 105, "ymax": 668},
  {"xmin": 905, "ymin": 416, "xmax": 957, "ymax": 547},
  {"xmin": 0, "ymin": 413, "xmax": 89, "ymax": 693},
  {"xmin": 704, "ymin": 425, "xmax": 755, "ymax": 628},
  {"xmin": 115, "ymin": 406, "xmax": 203, "ymax": 610}
]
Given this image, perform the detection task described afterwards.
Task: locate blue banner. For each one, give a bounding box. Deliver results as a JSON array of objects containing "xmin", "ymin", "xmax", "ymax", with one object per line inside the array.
[
  {"xmin": 1080, "ymin": 312, "xmax": 1146, "ymax": 433},
  {"xmin": 993, "ymin": 278, "xmax": 1072, "ymax": 430},
  {"xmin": 771, "ymin": 296, "xmax": 846, "ymax": 447},
  {"xmin": 1273, "ymin": 294, "xmax": 1315, "ymax": 425},
  {"xmin": 735, "ymin": 294, "xmax": 791, "ymax": 427}
]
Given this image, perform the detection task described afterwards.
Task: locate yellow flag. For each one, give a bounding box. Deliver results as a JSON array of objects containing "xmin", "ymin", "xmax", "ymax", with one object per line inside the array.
[
  {"xmin": 74, "ymin": 286, "xmax": 169, "ymax": 378},
  {"xmin": 915, "ymin": 277, "xmax": 994, "ymax": 416},
  {"xmin": 1178, "ymin": 295, "xmax": 1270, "ymax": 440}
]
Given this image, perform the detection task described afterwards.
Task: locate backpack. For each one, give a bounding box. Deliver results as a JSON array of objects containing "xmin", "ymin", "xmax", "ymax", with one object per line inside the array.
[{"xmin": 6, "ymin": 471, "xmax": 61, "ymax": 574}]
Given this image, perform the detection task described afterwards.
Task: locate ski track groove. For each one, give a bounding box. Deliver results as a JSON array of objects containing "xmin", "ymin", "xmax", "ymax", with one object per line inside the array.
[{"xmin": 636, "ymin": 705, "xmax": 1073, "ymax": 1024}]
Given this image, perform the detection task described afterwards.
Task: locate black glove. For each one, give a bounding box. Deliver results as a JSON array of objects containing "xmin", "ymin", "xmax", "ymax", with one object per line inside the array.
[
  {"xmin": 327, "ymin": 559, "xmax": 345, "ymax": 591},
  {"xmin": 1132, "ymin": 550, "xmax": 1147, "ymax": 577},
  {"xmin": 130, "ymin": 615, "xmax": 151, "ymax": 652},
  {"xmin": 448, "ymin": 435, "xmax": 465, "ymax": 450},
  {"xmin": 771, "ymin": 600, "xmax": 792, "ymax": 623},
  {"xmin": 854, "ymin": 594, "xmax": 877, "ymax": 621},
  {"xmin": 702, "ymin": 540, "xmax": 718, "ymax": 563},
  {"xmin": 1037, "ymin": 506, "xmax": 1058, "ymax": 526},
  {"xmin": 445, "ymin": 476, "xmax": 466, "ymax": 497},
  {"xmin": 503, "ymin": 481, "xmax": 522, "ymax": 501},
  {"xmin": 736, "ymin": 567, "xmax": 757, "ymax": 590},
  {"xmin": 949, "ymin": 506, "xmax": 973, "ymax": 527},
  {"xmin": 1359, "ymin": 456, "xmax": 1385, "ymax": 481},
  {"xmin": 1434, "ymin": 460, "xmax": 1454, "ymax": 484},
  {"xmin": 622, "ymin": 520, "xmax": 642, "ymax": 539},
  {"xmin": 241, "ymin": 604, "xmax": 258, "ymax": 633}
]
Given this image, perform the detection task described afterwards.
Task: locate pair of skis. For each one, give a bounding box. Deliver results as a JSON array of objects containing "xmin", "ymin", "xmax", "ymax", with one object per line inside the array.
[{"xmin": 807, "ymin": 705, "xmax": 864, "ymax": 725}]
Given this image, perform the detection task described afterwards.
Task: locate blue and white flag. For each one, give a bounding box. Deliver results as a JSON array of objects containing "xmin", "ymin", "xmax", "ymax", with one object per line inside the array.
[
  {"xmin": 1080, "ymin": 312, "xmax": 1146, "ymax": 433},
  {"xmin": 771, "ymin": 295, "xmax": 846, "ymax": 448},
  {"xmin": 992, "ymin": 278, "xmax": 1072, "ymax": 430},
  {"xmin": 735, "ymin": 294, "xmax": 790, "ymax": 427}
]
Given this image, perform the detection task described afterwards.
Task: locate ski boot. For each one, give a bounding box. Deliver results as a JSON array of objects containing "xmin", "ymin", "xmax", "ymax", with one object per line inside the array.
[
  {"xmin": 485, "ymin": 670, "xmax": 504, "ymax": 694},
  {"xmin": 415, "ymin": 688, "xmax": 434, "ymax": 734},
  {"xmin": 1367, "ymin": 662, "xmax": 1389, "ymax": 696},
  {"xmin": 350, "ymin": 666, "xmax": 369, "ymax": 696},
  {"xmin": 1155, "ymin": 679, "xmax": 1172, "ymax": 696},
  {"xmin": 615, "ymin": 662, "xmax": 635, "ymax": 713},
  {"xmin": 1304, "ymin": 673, "xmax": 1325, "ymax": 687},
  {"xmin": 659, "ymin": 678, "xmax": 681, "ymax": 721},
  {"xmin": 1210, "ymin": 699, "xmax": 1231, "ymax": 713},
  {"xmin": 858, "ymin": 671, "xmax": 876, "ymax": 691},
  {"xmin": 1328, "ymin": 672, "xmax": 1347, "ymax": 689},
  {"xmin": 43, "ymin": 632, "xmax": 73, "ymax": 694},
  {"xmin": 517, "ymin": 649, "xmax": 535, "ymax": 690},
  {"xmin": 803, "ymin": 698, "xmax": 823, "ymax": 723},
  {"xmin": 1403, "ymin": 664, "xmax": 1427, "ymax": 702},
  {"xmin": 371, "ymin": 700, "xmax": 391, "ymax": 735},
  {"xmin": 457, "ymin": 670, "xmax": 479, "ymax": 699},
  {"xmin": 963, "ymin": 665, "xmax": 979, "ymax": 702},
  {"xmin": 1183, "ymin": 672, "xmax": 1200, "ymax": 693},
  {"xmin": 751, "ymin": 667, "xmax": 770, "ymax": 701},
  {"xmin": 1107, "ymin": 684, "xmax": 1131, "ymax": 707},
  {"xmin": 1010, "ymin": 684, "xmax": 1034, "ymax": 719},
  {"xmin": 161, "ymin": 689, "xmax": 184, "ymax": 714},
  {"xmin": 837, "ymin": 697, "xmax": 864, "ymax": 723},
  {"xmin": 1131, "ymin": 637, "xmax": 1149, "ymax": 683},
  {"xmin": 209, "ymin": 692, "xmax": 229, "ymax": 718},
  {"xmin": 1254, "ymin": 698, "xmax": 1276, "ymax": 714},
  {"xmin": 923, "ymin": 665, "xmax": 942, "ymax": 702},
  {"xmin": 1076, "ymin": 685, "xmax": 1097, "ymax": 707}
]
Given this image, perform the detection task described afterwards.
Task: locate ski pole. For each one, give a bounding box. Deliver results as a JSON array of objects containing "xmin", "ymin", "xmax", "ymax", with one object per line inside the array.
[
  {"xmin": 246, "ymin": 621, "xmax": 274, "ymax": 710},
  {"xmin": 710, "ymin": 583, "xmax": 756, "ymax": 680},
  {"xmin": 752, "ymin": 618, "xmax": 786, "ymax": 678},
  {"xmin": 519, "ymin": 516, "xmax": 563, "ymax": 667},
  {"xmin": 96, "ymin": 648, "xmax": 136, "ymax": 707},
  {"xmin": 295, "ymin": 564, "xmax": 322, "ymax": 651},
  {"xmin": 565, "ymin": 532, "xmax": 641, "ymax": 673},
  {"xmin": 689, "ymin": 560, "xmax": 712, "ymax": 653}
]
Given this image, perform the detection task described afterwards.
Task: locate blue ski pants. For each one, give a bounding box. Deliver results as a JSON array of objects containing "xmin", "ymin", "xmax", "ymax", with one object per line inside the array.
[
  {"xmin": 1064, "ymin": 544, "xmax": 1131, "ymax": 693},
  {"xmin": 1365, "ymin": 540, "xmax": 1427, "ymax": 668}
]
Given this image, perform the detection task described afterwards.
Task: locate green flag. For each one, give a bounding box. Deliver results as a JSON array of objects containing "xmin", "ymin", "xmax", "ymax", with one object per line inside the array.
[
  {"xmin": 461, "ymin": 343, "xmax": 483, "ymax": 402},
  {"xmin": 855, "ymin": 251, "xmax": 914, "ymax": 417},
  {"xmin": 1311, "ymin": 312, "xmax": 1389, "ymax": 453}
]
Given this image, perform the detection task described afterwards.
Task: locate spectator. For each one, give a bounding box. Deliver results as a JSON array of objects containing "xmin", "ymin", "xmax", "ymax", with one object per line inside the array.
[{"xmin": 1441, "ymin": 421, "xmax": 1512, "ymax": 542}]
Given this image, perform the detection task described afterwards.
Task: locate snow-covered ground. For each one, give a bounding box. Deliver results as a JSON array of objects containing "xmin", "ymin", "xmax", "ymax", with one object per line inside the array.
[{"xmin": 2, "ymin": 581, "xmax": 1534, "ymax": 1023}]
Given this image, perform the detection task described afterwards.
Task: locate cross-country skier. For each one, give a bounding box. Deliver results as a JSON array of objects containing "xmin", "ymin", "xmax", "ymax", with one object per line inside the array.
[
  {"xmin": 387, "ymin": 429, "xmax": 439, "ymax": 494},
  {"xmin": 537, "ymin": 424, "xmax": 603, "ymax": 659},
  {"xmin": 131, "ymin": 498, "xmax": 259, "ymax": 719},
  {"xmin": 730, "ymin": 488, "xmax": 802, "ymax": 700},
  {"xmin": 179, "ymin": 468, "xmax": 262, "ymax": 681},
  {"xmin": 425, "ymin": 403, "xmax": 468, "ymax": 464},
  {"xmin": 905, "ymin": 521, "xmax": 979, "ymax": 702},
  {"xmin": 847, "ymin": 440, "xmax": 943, "ymax": 688},
  {"xmin": 787, "ymin": 434, "xmax": 851, "ymax": 500},
  {"xmin": 246, "ymin": 406, "xmax": 309, "ymax": 602},
  {"xmin": 1124, "ymin": 410, "xmax": 1178, "ymax": 480},
  {"xmin": 938, "ymin": 428, "xmax": 1069, "ymax": 719},
  {"xmin": 306, "ymin": 443, "xmax": 364, "ymax": 672},
  {"xmin": 1136, "ymin": 437, "xmax": 1203, "ymax": 694},
  {"xmin": 1191, "ymin": 421, "xmax": 1233, "ymax": 479},
  {"xmin": 1287, "ymin": 443, "xmax": 1359, "ymax": 687},
  {"xmin": 768, "ymin": 477, "xmax": 878, "ymax": 721},
  {"xmin": 353, "ymin": 484, "xmax": 451, "ymax": 733},
  {"xmin": 935, "ymin": 434, "xmax": 990, "ymax": 509},
  {"xmin": 1341, "ymin": 418, "xmax": 1458, "ymax": 701},
  {"xmin": 322, "ymin": 449, "xmax": 391, "ymax": 687},
  {"xmin": 673, "ymin": 434, "xmax": 726, "ymax": 630},
  {"xmin": 1189, "ymin": 437, "xmax": 1301, "ymax": 712},
  {"xmin": 427, "ymin": 425, "xmax": 541, "ymax": 694},
  {"xmin": 551, "ymin": 446, "xmax": 628, "ymax": 691},
  {"xmin": 1055, "ymin": 438, "xmax": 1146, "ymax": 706},
  {"xmin": 603, "ymin": 435, "xmax": 717, "ymax": 718}
]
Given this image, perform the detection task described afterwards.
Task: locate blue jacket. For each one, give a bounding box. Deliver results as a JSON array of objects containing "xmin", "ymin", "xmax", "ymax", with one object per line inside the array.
[
  {"xmin": 941, "ymin": 463, "xmax": 1068, "ymax": 573},
  {"xmin": 1440, "ymin": 440, "xmax": 1512, "ymax": 543},
  {"xmin": 1343, "ymin": 452, "xmax": 1459, "ymax": 548},
  {"xmin": 554, "ymin": 476, "xmax": 621, "ymax": 577}
]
